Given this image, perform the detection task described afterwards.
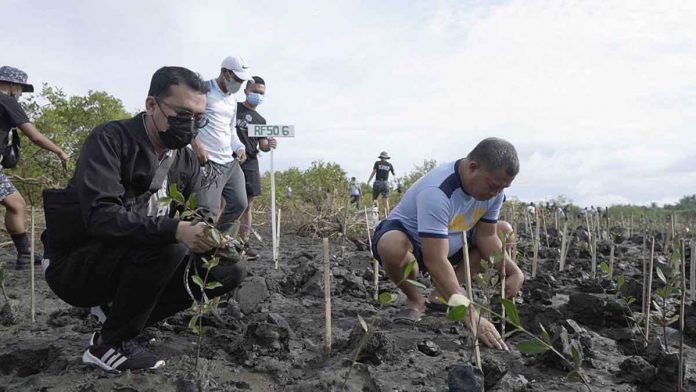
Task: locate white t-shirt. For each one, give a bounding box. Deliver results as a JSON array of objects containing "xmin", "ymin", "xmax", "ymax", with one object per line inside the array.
[{"xmin": 194, "ymin": 79, "xmax": 245, "ymax": 164}]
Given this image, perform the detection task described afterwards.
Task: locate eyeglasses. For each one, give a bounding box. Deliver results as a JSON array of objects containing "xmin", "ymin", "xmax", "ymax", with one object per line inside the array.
[{"xmin": 155, "ymin": 97, "xmax": 209, "ymax": 129}]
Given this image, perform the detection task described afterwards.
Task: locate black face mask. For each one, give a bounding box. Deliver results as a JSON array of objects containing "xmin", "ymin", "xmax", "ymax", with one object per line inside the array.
[
  {"xmin": 153, "ymin": 99, "xmax": 205, "ymax": 149},
  {"xmin": 159, "ymin": 116, "xmax": 197, "ymax": 149}
]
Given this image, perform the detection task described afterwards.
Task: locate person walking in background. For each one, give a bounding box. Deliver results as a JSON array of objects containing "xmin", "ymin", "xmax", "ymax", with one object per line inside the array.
[
  {"xmin": 0, "ymin": 66, "xmax": 69, "ymax": 269},
  {"xmin": 367, "ymin": 151, "xmax": 395, "ymax": 218},
  {"xmin": 349, "ymin": 176, "xmax": 361, "ymax": 209},
  {"xmin": 236, "ymin": 76, "xmax": 277, "ymax": 260}
]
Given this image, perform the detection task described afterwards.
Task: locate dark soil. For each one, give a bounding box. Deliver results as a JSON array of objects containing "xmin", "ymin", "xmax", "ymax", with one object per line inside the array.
[{"xmin": 1, "ymin": 219, "xmax": 695, "ymax": 391}]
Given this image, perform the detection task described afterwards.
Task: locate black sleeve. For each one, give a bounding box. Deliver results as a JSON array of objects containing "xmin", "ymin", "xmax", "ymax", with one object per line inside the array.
[
  {"xmin": 390, "ymin": 163, "xmax": 395, "ymax": 174},
  {"xmin": 1, "ymin": 98, "xmax": 30, "ymax": 127},
  {"xmin": 74, "ymin": 125, "xmax": 179, "ymax": 244},
  {"xmin": 373, "ymin": 161, "xmax": 378, "ymax": 171},
  {"xmin": 178, "ymin": 149, "xmax": 208, "ymax": 213}
]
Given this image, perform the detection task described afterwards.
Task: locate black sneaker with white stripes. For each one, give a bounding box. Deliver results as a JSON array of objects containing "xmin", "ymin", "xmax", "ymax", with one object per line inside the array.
[{"xmin": 82, "ymin": 336, "xmax": 165, "ymax": 372}]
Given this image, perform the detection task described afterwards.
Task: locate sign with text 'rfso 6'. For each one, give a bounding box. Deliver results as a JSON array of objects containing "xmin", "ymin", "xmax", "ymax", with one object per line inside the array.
[{"xmin": 248, "ymin": 124, "xmax": 295, "ymax": 138}]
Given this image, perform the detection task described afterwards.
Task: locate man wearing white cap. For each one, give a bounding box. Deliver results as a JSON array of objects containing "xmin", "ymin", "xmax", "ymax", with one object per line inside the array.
[{"xmin": 191, "ymin": 56, "xmax": 253, "ymax": 240}]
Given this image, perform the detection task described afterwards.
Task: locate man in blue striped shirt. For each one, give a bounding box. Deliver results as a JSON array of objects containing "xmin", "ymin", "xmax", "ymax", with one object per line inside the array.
[{"xmin": 372, "ymin": 137, "xmax": 523, "ymax": 350}]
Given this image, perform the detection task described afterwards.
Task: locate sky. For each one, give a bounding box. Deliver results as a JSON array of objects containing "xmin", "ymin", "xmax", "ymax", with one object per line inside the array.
[{"xmin": 3, "ymin": 0, "xmax": 695, "ymax": 207}]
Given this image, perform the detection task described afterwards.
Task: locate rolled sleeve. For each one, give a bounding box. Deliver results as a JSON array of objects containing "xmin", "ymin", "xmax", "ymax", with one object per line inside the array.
[{"xmin": 481, "ymin": 192, "xmax": 505, "ymax": 223}]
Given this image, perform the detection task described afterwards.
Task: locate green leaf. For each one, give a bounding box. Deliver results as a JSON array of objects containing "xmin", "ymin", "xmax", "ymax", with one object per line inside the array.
[
  {"xmin": 516, "ymin": 339, "xmax": 550, "ymax": 354},
  {"xmin": 598, "ymin": 262, "xmax": 609, "ymax": 275},
  {"xmin": 205, "ymin": 256, "xmax": 219, "ymax": 269},
  {"xmin": 205, "ymin": 281, "xmax": 223, "ymax": 290},
  {"xmin": 405, "ymin": 279, "xmax": 426, "ymax": 289},
  {"xmin": 667, "ymin": 314, "xmax": 680, "ymax": 326},
  {"xmin": 192, "ymin": 275, "xmax": 204, "ymax": 289},
  {"xmin": 378, "ymin": 292, "xmax": 397, "ymax": 306},
  {"xmin": 402, "ymin": 259, "xmax": 417, "ymax": 280},
  {"xmin": 617, "ymin": 274, "xmax": 625, "ymax": 291},
  {"xmin": 358, "ymin": 315, "xmax": 368, "ymax": 332},
  {"xmin": 656, "ymin": 267, "xmax": 667, "ymax": 285},
  {"xmin": 188, "ymin": 315, "xmax": 199, "ymax": 331},
  {"xmin": 186, "ymin": 194, "xmax": 197, "ymax": 211},
  {"xmin": 571, "ymin": 344, "xmax": 582, "ymax": 369},
  {"xmin": 157, "ymin": 197, "xmax": 173, "ymax": 206},
  {"xmin": 539, "ymin": 323, "xmax": 552, "ymax": 345},
  {"xmin": 446, "ymin": 304, "xmax": 469, "ymax": 322},
  {"xmin": 501, "ymin": 298, "xmax": 521, "ymax": 328},
  {"xmin": 651, "ymin": 314, "xmax": 665, "ymax": 327},
  {"xmin": 180, "ymin": 210, "xmax": 193, "ymax": 219},
  {"xmin": 490, "ymin": 250, "xmax": 504, "ymax": 264},
  {"xmin": 210, "ymin": 229, "xmax": 222, "ymax": 247}
]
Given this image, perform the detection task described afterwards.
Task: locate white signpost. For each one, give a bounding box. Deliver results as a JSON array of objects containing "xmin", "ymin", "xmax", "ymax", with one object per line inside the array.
[{"xmin": 249, "ymin": 124, "xmax": 295, "ymax": 268}]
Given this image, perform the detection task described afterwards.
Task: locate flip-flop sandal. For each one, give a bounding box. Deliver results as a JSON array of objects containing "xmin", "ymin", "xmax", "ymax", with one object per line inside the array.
[{"xmin": 392, "ymin": 308, "xmax": 423, "ymax": 323}]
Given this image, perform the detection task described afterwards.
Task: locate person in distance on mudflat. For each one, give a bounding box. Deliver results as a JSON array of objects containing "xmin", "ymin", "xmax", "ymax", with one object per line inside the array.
[
  {"xmin": 367, "ymin": 151, "xmax": 395, "ymax": 217},
  {"xmin": 371, "ymin": 137, "xmax": 524, "ymax": 350}
]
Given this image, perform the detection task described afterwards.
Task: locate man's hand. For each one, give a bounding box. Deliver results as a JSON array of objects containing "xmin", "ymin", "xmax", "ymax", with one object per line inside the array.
[
  {"xmin": 56, "ymin": 151, "xmax": 69, "ymax": 171},
  {"xmin": 237, "ymin": 150, "xmax": 247, "ymax": 164},
  {"xmin": 175, "ymin": 221, "xmax": 216, "ymax": 253},
  {"xmin": 465, "ymin": 307, "xmax": 509, "ymax": 351},
  {"xmin": 197, "ymin": 150, "xmax": 209, "ymax": 166},
  {"xmin": 504, "ymin": 259, "xmax": 524, "ymax": 298},
  {"xmin": 267, "ymin": 137, "xmax": 277, "ymax": 149}
]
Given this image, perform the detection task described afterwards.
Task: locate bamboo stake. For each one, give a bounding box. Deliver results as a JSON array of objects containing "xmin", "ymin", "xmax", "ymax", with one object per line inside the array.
[
  {"xmin": 559, "ymin": 220, "xmax": 568, "ymax": 271},
  {"xmin": 341, "ymin": 194, "xmax": 350, "ymax": 258},
  {"xmin": 461, "ymin": 232, "xmax": 481, "ymax": 369},
  {"xmin": 678, "ymin": 240, "xmax": 686, "ymax": 392},
  {"xmin": 501, "ymin": 243, "xmax": 509, "ymax": 344},
  {"xmin": 644, "ymin": 237, "xmax": 655, "ymax": 347},
  {"xmin": 591, "ymin": 234, "xmax": 597, "ymax": 279},
  {"xmin": 323, "ymin": 238, "xmax": 332, "ymax": 352},
  {"xmin": 541, "ymin": 210, "xmax": 550, "ymax": 248},
  {"xmin": 609, "ymin": 240, "xmax": 615, "ymax": 280},
  {"xmin": 532, "ymin": 212, "xmax": 540, "ymax": 278},
  {"xmin": 363, "ymin": 208, "xmax": 379, "ymax": 301},
  {"xmin": 275, "ymin": 208, "xmax": 282, "ymax": 269},
  {"xmin": 30, "ymin": 206, "xmax": 35, "ymax": 323},
  {"xmin": 554, "ymin": 209, "xmax": 558, "ymax": 231},
  {"xmin": 691, "ymin": 240, "xmax": 695, "ymax": 303}
]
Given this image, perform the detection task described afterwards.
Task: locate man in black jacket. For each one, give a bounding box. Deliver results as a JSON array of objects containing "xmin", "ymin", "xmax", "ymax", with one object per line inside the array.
[{"xmin": 42, "ymin": 66, "xmax": 245, "ymax": 372}]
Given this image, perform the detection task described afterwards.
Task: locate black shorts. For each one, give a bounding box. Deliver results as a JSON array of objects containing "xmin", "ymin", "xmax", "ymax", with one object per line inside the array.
[
  {"xmin": 371, "ymin": 219, "xmax": 474, "ymax": 273},
  {"xmin": 241, "ymin": 159, "xmax": 261, "ymax": 197},
  {"xmin": 372, "ymin": 180, "xmax": 389, "ymax": 199}
]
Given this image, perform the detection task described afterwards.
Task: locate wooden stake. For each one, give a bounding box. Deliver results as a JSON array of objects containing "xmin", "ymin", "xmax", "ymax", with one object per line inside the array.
[
  {"xmin": 323, "ymin": 238, "xmax": 332, "ymax": 352},
  {"xmin": 275, "ymin": 208, "xmax": 282, "ymax": 268},
  {"xmin": 500, "ymin": 244, "xmax": 509, "ymax": 344},
  {"xmin": 30, "ymin": 206, "xmax": 35, "ymax": 323},
  {"xmin": 559, "ymin": 220, "xmax": 568, "ymax": 271},
  {"xmin": 532, "ymin": 212, "xmax": 540, "ymax": 278},
  {"xmin": 461, "ymin": 232, "xmax": 481, "ymax": 370},
  {"xmin": 540, "ymin": 210, "xmax": 550, "ymax": 248},
  {"xmin": 678, "ymin": 240, "xmax": 686, "ymax": 392},
  {"xmin": 591, "ymin": 234, "xmax": 597, "ymax": 279},
  {"xmin": 609, "ymin": 241, "xmax": 615, "ymax": 280},
  {"xmin": 690, "ymin": 240, "xmax": 695, "ymax": 303},
  {"xmin": 644, "ymin": 237, "xmax": 655, "ymax": 347},
  {"xmin": 363, "ymin": 208, "xmax": 379, "ymax": 301}
]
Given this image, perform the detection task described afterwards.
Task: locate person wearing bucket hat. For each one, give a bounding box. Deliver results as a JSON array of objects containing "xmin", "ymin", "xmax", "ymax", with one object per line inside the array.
[
  {"xmin": 367, "ymin": 151, "xmax": 395, "ymax": 217},
  {"xmin": 0, "ymin": 66, "xmax": 69, "ymax": 269},
  {"xmin": 190, "ymin": 55, "xmax": 254, "ymax": 247}
]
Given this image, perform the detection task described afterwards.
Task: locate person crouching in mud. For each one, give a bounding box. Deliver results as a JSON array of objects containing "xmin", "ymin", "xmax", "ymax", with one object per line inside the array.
[
  {"xmin": 371, "ymin": 137, "xmax": 524, "ymax": 350},
  {"xmin": 41, "ymin": 66, "xmax": 246, "ymax": 372}
]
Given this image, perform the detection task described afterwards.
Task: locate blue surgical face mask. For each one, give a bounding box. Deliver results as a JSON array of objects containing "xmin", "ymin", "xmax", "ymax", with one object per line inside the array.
[{"xmin": 246, "ymin": 92, "xmax": 264, "ymax": 106}]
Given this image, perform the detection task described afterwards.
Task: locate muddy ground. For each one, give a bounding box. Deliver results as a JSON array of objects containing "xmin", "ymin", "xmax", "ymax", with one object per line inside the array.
[{"xmin": 1, "ymin": 217, "xmax": 696, "ymax": 391}]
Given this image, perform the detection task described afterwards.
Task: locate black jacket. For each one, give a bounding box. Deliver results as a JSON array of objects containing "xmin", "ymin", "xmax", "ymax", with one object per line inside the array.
[{"xmin": 67, "ymin": 113, "xmax": 204, "ymax": 245}]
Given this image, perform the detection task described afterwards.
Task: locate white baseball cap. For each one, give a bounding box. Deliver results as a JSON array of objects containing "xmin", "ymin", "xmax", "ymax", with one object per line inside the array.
[{"xmin": 221, "ymin": 56, "xmax": 252, "ymax": 81}]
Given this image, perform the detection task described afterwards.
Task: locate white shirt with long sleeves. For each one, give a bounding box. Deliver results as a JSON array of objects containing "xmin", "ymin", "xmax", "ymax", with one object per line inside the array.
[{"xmin": 193, "ymin": 79, "xmax": 245, "ymax": 164}]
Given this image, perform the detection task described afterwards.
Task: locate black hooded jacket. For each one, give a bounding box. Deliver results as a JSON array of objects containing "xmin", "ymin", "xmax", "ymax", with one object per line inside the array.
[{"xmin": 63, "ymin": 113, "xmax": 204, "ymax": 246}]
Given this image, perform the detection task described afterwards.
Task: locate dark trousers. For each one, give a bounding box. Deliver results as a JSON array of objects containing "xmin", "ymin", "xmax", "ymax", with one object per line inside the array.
[{"xmin": 44, "ymin": 240, "xmax": 245, "ymax": 345}]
